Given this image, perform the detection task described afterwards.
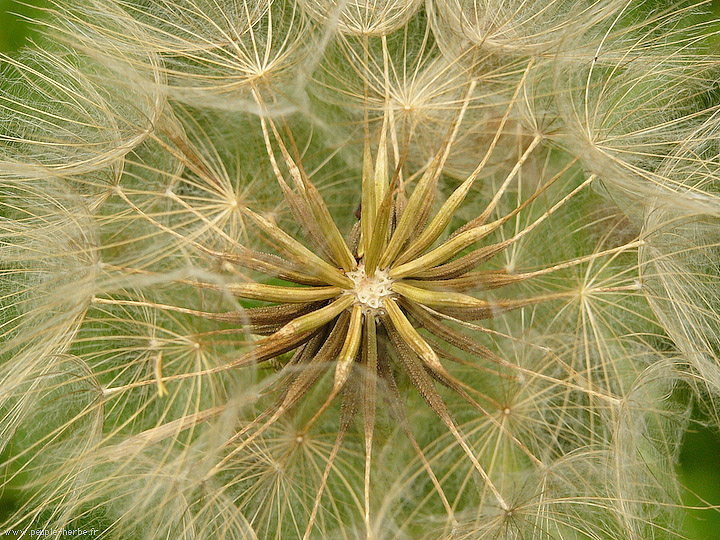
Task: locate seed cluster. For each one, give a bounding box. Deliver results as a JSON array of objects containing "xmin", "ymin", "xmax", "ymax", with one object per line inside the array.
[
  {"xmin": 192, "ymin": 85, "xmax": 613, "ymax": 536},
  {"xmin": 3, "ymin": 1, "xmax": 707, "ymax": 538}
]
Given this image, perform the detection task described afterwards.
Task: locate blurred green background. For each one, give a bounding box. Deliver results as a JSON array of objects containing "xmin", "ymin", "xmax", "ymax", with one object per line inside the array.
[
  {"xmin": 1, "ymin": 0, "xmax": 720, "ymax": 537},
  {"xmin": 0, "ymin": 0, "xmax": 47, "ymax": 51}
]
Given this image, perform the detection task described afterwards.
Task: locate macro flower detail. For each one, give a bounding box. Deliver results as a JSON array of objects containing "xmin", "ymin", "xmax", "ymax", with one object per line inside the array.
[
  {"xmin": 91, "ymin": 87, "xmax": 647, "ymax": 538},
  {"xmin": 2, "ymin": 2, "xmax": 720, "ymax": 540}
]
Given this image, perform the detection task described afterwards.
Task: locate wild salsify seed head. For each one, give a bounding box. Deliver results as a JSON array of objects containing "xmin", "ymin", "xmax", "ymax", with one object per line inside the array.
[{"xmin": 2, "ymin": 1, "xmax": 720, "ymax": 539}]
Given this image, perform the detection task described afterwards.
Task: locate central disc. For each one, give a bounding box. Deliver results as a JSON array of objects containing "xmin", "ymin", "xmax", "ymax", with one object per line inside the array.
[{"xmin": 345, "ymin": 263, "xmax": 394, "ymax": 315}]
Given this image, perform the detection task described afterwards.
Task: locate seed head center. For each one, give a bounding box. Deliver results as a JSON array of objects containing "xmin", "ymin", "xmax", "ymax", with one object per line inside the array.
[{"xmin": 345, "ymin": 263, "xmax": 394, "ymax": 316}]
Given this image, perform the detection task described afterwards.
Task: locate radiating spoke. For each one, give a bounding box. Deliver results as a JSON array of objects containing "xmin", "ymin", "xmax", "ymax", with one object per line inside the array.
[{"xmin": 386, "ymin": 326, "xmax": 509, "ymax": 511}]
